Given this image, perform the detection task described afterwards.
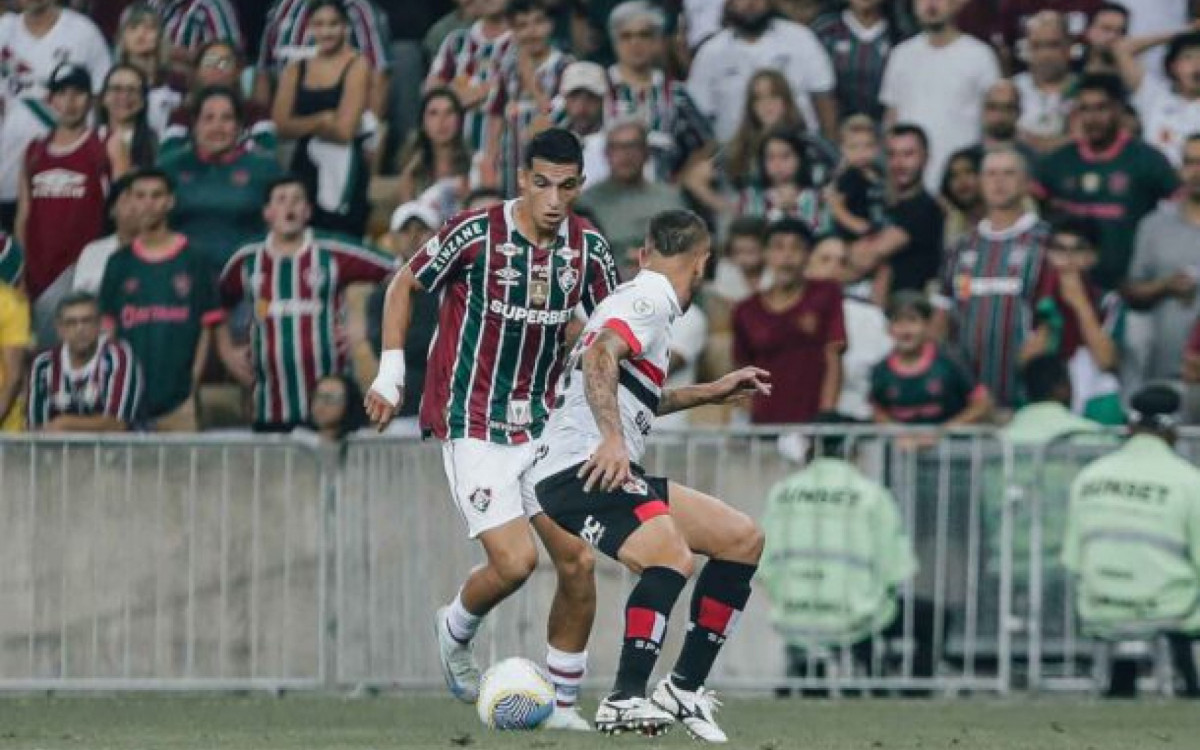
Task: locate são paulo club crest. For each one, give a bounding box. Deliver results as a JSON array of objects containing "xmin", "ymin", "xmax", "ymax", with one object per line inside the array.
[
  {"xmin": 469, "ymin": 487, "xmax": 493, "ymax": 513},
  {"xmin": 621, "ymin": 477, "xmax": 648, "ymax": 496}
]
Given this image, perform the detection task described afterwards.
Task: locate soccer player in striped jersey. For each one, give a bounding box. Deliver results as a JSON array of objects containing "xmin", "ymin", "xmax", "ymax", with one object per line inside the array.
[
  {"xmin": 426, "ymin": 0, "xmax": 512, "ymax": 153},
  {"xmin": 529, "ymin": 211, "xmax": 768, "ymax": 740},
  {"xmin": 27, "ymin": 291, "xmax": 142, "ymax": 432},
  {"xmin": 934, "ymin": 148, "xmax": 1053, "ymax": 408},
  {"xmin": 365, "ymin": 128, "xmax": 619, "ymax": 730},
  {"xmin": 219, "ymin": 176, "xmax": 394, "ymax": 431},
  {"xmin": 254, "ymin": 0, "xmax": 393, "ymax": 119}
]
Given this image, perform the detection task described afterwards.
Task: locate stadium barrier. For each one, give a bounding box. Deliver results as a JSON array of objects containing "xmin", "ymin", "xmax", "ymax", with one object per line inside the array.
[{"xmin": 0, "ymin": 427, "xmax": 1194, "ymax": 694}]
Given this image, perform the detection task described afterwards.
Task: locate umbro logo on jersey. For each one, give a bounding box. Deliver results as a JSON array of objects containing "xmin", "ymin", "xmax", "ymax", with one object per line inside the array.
[
  {"xmin": 556, "ymin": 246, "xmax": 579, "ymax": 260},
  {"xmin": 495, "ymin": 266, "xmax": 521, "ymax": 287}
]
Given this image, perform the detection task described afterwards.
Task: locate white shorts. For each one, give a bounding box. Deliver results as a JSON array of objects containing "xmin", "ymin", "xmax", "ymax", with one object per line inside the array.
[{"xmin": 441, "ymin": 438, "xmax": 544, "ymax": 538}]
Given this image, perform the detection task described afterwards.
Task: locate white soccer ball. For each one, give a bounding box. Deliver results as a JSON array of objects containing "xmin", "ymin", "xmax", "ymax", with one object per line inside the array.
[{"xmin": 476, "ymin": 656, "xmax": 556, "ymax": 730}]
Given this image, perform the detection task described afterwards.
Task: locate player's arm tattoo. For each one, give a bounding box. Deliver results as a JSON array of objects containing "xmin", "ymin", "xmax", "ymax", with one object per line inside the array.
[
  {"xmin": 581, "ymin": 330, "xmax": 629, "ymax": 440},
  {"xmin": 657, "ymin": 385, "xmax": 711, "ymax": 416}
]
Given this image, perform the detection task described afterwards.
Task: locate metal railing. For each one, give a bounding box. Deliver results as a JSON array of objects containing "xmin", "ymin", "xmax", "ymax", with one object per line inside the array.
[{"xmin": 0, "ymin": 427, "xmax": 1194, "ymax": 694}]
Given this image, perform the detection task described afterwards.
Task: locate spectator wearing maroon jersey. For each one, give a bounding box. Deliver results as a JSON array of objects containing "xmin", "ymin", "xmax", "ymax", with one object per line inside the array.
[
  {"xmin": 17, "ymin": 64, "xmax": 129, "ymax": 347},
  {"xmin": 733, "ymin": 218, "xmax": 845, "ymax": 424}
]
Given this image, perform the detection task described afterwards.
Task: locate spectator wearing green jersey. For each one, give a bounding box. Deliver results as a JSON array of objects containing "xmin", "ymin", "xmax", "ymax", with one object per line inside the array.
[
  {"xmin": 1063, "ymin": 385, "xmax": 1200, "ymax": 697},
  {"xmin": 1031, "ymin": 73, "xmax": 1179, "ymax": 290},
  {"xmin": 159, "ymin": 86, "xmax": 283, "ymax": 269},
  {"xmin": 98, "ymin": 168, "xmax": 223, "ymax": 432},
  {"xmin": 760, "ymin": 419, "xmax": 925, "ymax": 688},
  {"xmin": 872, "ymin": 291, "xmax": 992, "ymax": 428}
]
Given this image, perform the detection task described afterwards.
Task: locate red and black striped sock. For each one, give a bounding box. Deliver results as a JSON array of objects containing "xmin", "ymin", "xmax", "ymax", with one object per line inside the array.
[
  {"xmin": 612, "ymin": 566, "xmax": 687, "ymax": 700},
  {"xmin": 671, "ymin": 559, "xmax": 756, "ymax": 692}
]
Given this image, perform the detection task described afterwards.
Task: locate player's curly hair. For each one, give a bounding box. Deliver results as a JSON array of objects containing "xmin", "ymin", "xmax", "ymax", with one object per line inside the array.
[{"xmin": 647, "ymin": 210, "xmax": 708, "ymax": 257}]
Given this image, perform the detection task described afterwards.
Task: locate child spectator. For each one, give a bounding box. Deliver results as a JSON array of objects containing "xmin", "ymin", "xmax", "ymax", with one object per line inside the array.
[
  {"xmin": 871, "ymin": 291, "xmax": 992, "ymax": 426},
  {"xmin": 483, "ymin": 0, "xmax": 571, "ymax": 195},
  {"xmin": 734, "ymin": 218, "xmax": 845, "ymax": 424},
  {"xmin": 828, "ymin": 115, "xmax": 887, "ymax": 240},
  {"xmin": 737, "ymin": 129, "xmax": 831, "ymax": 234},
  {"xmin": 26, "ymin": 292, "xmax": 142, "ymax": 432},
  {"xmin": 1024, "ymin": 217, "xmax": 1122, "ymax": 424},
  {"xmin": 17, "ymin": 64, "xmax": 126, "ymax": 346},
  {"xmin": 710, "ymin": 216, "xmax": 769, "ymax": 304}
]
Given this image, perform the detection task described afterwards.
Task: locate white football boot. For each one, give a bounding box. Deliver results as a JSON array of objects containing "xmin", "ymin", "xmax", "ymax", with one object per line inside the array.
[
  {"xmin": 594, "ymin": 694, "xmax": 675, "ymax": 736},
  {"xmin": 540, "ymin": 704, "xmax": 593, "ymax": 731},
  {"xmin": 434, "ymin": 606, "xmax": 480, "ymax": 703},
  {"xmin": 651, "ymin": 677, "xmax": 727, "ymax": 743}
]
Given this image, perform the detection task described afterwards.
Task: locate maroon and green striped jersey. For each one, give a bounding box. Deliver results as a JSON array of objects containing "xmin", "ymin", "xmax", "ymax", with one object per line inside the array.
[
  {"xmin": 426, "ymin": 22, "xmax": 513, "ymax": 152},
  {"xmin": 933, "ymin": 213, "xmax": 1053, "ymax": 407},
  {"xmin": 219, "ymin": 230, "xmax": 395, "ymax": 427},
  {"xmin": 27, "ymin": 337, "xmax": 143, "ymax": 428},
  {"xmin": 409, "ymin": 200, "xmax": 618, "ymax": 444},
  {"xmin": 811, "ymin": 10, "xmax": 898, "ymax": 121}
]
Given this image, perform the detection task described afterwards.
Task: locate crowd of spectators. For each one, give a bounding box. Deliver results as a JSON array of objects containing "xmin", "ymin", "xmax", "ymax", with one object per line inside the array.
[{"xmin": 3, "ymin": 0, "xmax": 1200, "ymax": 440}]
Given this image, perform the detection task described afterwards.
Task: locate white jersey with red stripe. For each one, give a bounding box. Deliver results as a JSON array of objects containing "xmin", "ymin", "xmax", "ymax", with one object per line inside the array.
[{"xmin": 529, "ymin": 269, "xmax": 680, "ymax": 483}]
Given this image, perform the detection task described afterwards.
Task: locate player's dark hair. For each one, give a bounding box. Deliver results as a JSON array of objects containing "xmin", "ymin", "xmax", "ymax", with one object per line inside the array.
[
  {"xmin": 523, "ymin": 127, "xmax": 584, "ymax": 171},
  {"xmin": 1077, "ymin": 72, "xmax": 1126, "ymax": 103},
  {"xmin": 128, "ymin": 167, "xmax": 175, "ymax": 194},
  {"xmin": 56, "ymin": 291, "xmax": 99, "ymax": 320},
  {"xmin": 886, "ymin": 290, "xmax": 933, "ymax": 321},
  {"xmin": 647, "ymin": 210, "xmax": 708, "ymax": 257},
  {"xmin": 308, "ymin": 0, "xmax": 350, "ymax": 22},
  {"xmin": 764, "ymin": 217, "xmax": 815, "ymax": 249},
  {"xmin": 1022, "ymin": 354, "xmax": 1070, "ymax": 404},
  {"xmin": 1049, "ymin": 215, "xmax": 1100, "ymax": 251},
  {"xmin": 191, "ymin": 84, "xmax": 244, "ymax": 126},
  {"xmin": 887, "ymin": 122, "xmax": 929, "ymax": 153},
  {"xmin": 506, "ymin": 0, "xmax": 548, "ymax": 19},
  {"xmin": 263, "ymin": 174, "xmax": 311, "ymax": 205},
  {"xmin": 1165, "ymin": 30, "xmax": 1200, "ymax": 77}
]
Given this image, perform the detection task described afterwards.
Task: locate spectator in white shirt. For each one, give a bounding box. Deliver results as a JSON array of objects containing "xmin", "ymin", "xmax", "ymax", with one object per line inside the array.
[
  {"xmin": 1119, "ymin": 0, "xmax": 1189, "ymax": 87},
  {"xmin": 1115, "ymin": 28, "xmax": 1200, "ymax": 167},
  {"xmin": 1013, "ymin": 11, "xmax": 1076, "ymax": 155},
  {"xmin": 880, "ymin": 0, "xmax": 1000, "ymax": 193},
  {"xmin": 688, "ymin": 0, "xmax": 838, "ymax": 143},
  {"xmin": 72, "ymin": 175, "xmax": 139, "ymax": 295}
]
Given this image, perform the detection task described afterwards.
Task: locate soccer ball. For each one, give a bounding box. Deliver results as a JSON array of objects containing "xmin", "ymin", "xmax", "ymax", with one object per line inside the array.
[{"xmin": 476, "ymin": 657, "xmax": 556, "ymax": 730}]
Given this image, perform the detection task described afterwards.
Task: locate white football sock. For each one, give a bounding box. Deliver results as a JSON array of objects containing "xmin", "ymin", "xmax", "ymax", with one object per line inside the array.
[
  {"xmin": 444, "ymin": 592, "xmax": 482, "ymax": 644},
  {"xmin": 546, "ymin": 645, "xmax": 587, "ymax": 708}
]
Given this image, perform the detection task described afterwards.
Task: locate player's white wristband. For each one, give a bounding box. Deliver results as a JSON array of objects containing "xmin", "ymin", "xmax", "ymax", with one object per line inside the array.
[{"xmin": 371, "ymin": 349, "xmax": 406, "ymax": 407}]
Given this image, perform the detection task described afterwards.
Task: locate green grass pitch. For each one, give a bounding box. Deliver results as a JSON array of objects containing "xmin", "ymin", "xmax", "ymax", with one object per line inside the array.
[{"xmin": 0, "ymin": 695, "xmax": 1195, "ymax": 749}]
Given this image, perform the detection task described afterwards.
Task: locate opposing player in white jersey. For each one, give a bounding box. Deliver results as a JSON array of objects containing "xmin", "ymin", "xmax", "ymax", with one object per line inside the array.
[
  {"xmin": 530, "ymin": 210, "xmax": 770, "ymax": 741},
  {"xmin": 0, "ymin": 1, "xmax": 111, "ymax": 219}
]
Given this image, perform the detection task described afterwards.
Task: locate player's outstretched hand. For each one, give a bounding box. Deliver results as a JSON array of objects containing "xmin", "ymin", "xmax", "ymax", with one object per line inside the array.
[
  {"xmin": 710, "ymin": 366, "xmax": 772, "ymax": 405},
  {"xmin": 364, "ymin": 386, "xmax": 404, "ymax": 433},
  {"xmin": 579, "ymin": 435, "xmax": 632, "ymax": 493}
]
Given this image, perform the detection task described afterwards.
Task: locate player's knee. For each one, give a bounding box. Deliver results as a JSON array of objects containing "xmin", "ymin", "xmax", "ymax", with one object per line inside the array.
[
  {"xmin": 491, "ymin": 546, "xmax": 538, "ymax": 587},
  {"xmin": 724, "ymin": 513, "xmax": 765, "ymax": 565},
  {"xmin": 554, "ymin": 542, "xmax": 596, "ymax": 590}
]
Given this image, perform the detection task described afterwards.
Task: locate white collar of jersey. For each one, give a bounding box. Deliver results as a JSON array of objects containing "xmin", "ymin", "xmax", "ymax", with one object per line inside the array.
[
  {"xmin": 504, "ymin": 199, "xmax": 570, "ymax": 247},
  {"xmin": 636, "ymin": 269, "xmax": 683, "ymax": 317},
  {"xmin": 842, "ymin": 9, "xmax": 887, "ymax": 41},
  {"xmin": 977, "ymin": 211, "xmax": 1039, "ymax": 241},
  {"xmin": 607, "ymin": 63, "xmax": 664, "ymax": 89},
  {"xmin": 265, "ymin": 228, "xmax": 314, "ymax": 256},
  {"xmin": 60, "ymin": 334, "xmax": 106, "ymax": 380}
]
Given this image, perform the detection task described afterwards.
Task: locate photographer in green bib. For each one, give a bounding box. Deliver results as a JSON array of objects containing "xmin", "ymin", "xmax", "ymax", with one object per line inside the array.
[{"xmin": 1063, "ymin": 385, "xmax": 1200, "ymax": 696}]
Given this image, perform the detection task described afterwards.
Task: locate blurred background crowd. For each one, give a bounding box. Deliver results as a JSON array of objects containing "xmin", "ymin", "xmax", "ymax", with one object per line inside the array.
[{"xmin": 2, "ymin": 0, "xmax": 1200, "ymax": 440}]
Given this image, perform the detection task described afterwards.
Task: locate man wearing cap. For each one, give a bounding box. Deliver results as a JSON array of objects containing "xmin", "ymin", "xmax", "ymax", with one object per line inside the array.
[
  {"xmin": 16, "ymin": 63, "xmax": 125, "ymax": 346},
  {"xmin": 0, "ymin": 0, "xmax": 111, "ymax": 231},
  {"xmin": 557, "ymin": 61, "xmax": 609, "ymax": 184},
  {"xmin": 1063, "ymin": 384, "xmax": 1200, "ymax": 697}
]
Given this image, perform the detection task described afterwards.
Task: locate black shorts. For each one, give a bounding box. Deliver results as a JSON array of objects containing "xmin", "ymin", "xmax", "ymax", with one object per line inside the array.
[{"xmin": 534, "ymin": 462, "xmax": 671, "ymax": 560}]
